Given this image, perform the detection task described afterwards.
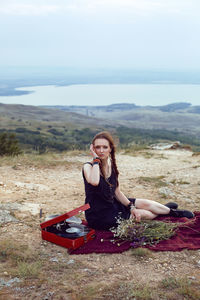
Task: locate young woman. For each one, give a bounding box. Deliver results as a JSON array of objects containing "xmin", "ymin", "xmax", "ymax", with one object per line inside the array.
[{"xmin": 82, "ymin": 131, "xmax": 194, "ymax": 230}]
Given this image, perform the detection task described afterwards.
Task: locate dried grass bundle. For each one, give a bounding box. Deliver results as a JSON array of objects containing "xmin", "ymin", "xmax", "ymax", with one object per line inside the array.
[{"xmin": 110, "ymin": 217, "xmax": 177, "ymax": 247}]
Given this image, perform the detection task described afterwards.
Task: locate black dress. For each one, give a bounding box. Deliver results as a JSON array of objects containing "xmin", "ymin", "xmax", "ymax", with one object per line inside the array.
[{"xmin": 83, "ymin": 163, "xmax": 130, "ymax": 230}]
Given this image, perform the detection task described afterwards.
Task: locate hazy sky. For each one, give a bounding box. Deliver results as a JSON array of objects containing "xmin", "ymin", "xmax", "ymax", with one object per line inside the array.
[{"xmin": 1, "ymin": 0, "xmax": 200, "ymax": 70}]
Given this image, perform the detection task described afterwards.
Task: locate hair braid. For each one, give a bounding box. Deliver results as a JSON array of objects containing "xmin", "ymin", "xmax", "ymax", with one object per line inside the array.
[{"xmin": 110, "ymin": 149, "xmax": 119, "ymax": 186}]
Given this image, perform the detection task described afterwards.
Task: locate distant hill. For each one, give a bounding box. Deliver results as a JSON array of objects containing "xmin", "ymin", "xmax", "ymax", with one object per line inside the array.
[
  {"xmin": 42, "ymin": 101, "xmax": 199, "ymax": 114},
  {"xmin": 0, "ymin": 102, "xmax": 115, "ymax": 127},
  {"xmin": 41, "ymin": 102, "xmax": 200, "ymax": 135},
  {"xmin": 1, "ymin": 102, "xmax": 200, "ymax": 152},
  {"xmin": 156, "ymin": 102, "xmax": 192, "ymax": 112},
  {"xmin": 0, "ymin": 103, "xmax": 116, "ymax": 152}
]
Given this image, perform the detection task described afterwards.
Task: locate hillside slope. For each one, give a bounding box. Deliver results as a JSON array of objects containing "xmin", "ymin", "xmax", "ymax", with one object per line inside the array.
[
  {"xmin": 42, "ymin": 102, "xmax": 200, "ymax": 136},
  {"xmin": 1, "ymin": 102, "xmax": 200, "ymax": 151},
  {"xmin": 0, "ymin": 103, "xmax": 114, "ymax": 127}
]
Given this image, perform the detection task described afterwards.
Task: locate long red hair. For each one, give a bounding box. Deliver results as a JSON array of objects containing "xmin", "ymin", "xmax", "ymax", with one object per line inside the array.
[{"xmin": 92, "ymin": 131, "xmax": 119, "ymax": 186}]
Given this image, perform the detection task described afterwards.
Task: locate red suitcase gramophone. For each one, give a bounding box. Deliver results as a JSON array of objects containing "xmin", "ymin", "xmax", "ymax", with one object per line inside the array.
[{"xmin": 40, "ymin": 204, "xmax": 95, "ymax": 251}]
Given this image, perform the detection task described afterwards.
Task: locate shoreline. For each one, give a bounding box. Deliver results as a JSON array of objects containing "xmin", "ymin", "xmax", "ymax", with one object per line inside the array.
[
  {"xmin": 1, "ymin": 81, "xmax": 200, "ymax": 98},
  {"xmin": 0, "ymin": 83, "xmax": 200, "ymax": 106}
]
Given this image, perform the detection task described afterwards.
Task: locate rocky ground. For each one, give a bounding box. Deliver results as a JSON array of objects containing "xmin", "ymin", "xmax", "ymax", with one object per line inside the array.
[{"xmin": 0, "ymin": 148, "xmax": 200, "ymax": 300}]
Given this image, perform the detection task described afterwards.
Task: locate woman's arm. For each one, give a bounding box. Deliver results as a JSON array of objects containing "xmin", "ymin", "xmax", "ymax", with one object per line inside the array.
[
  {"xmin": 83, "ymin": 144, "xmax": 101, "ymax": 186},
  {"xmin": 83, "ymin": 163, "xmax": 100, "ymax": 186},
  {"xmin": 115, "ymin": 186, "xmax": 141, "ymax": 222},
  {"xmin": 115, "ymin": 186, "xmax": 130, "ymax": 206}
]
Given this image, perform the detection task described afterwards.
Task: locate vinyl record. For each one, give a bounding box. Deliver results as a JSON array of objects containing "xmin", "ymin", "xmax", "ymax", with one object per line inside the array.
[
  {"xmin": 65, "ymin": 216, "xmax": 82, "ymax": 224},
  {"xmin": 66, "ymin": 227, "xmax": 81, "ymax": 234},
  {"xmin": 57, "ymin": 230, "xmax": 85, "ymax": 239},
  {"xmin": 68, "ymin": 223, "xmax": 90, "ymax": 233}
]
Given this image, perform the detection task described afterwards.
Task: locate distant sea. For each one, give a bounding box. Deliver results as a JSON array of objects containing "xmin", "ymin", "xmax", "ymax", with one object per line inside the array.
[{"xmin": 0, "ymin": 83, "xmax": 200, "ymax": 106}]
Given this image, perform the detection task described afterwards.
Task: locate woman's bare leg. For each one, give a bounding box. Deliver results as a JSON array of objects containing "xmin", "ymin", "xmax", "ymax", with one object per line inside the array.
[
  {"xmin": 135, "ymin": 198, "xmax": 170, "ymax": 215},
  {"xmin": 131, "ymin": 208, "xmax": 157, "ymax": 220}
]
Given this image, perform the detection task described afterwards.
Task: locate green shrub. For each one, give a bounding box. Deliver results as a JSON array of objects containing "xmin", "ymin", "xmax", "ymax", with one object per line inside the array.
[{"xmin": 0, "ymin": 132, "xmax": 22, "ymax": 156}]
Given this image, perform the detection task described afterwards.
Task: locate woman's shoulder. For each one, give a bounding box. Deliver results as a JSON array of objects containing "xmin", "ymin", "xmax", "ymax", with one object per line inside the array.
[
  {"xmin": 82, "ymin": 162, "xmax": 93, "ymax": 174},
  {"xmin": 83, "ymin": 162, "xmax": 93, "ymax": 168}
]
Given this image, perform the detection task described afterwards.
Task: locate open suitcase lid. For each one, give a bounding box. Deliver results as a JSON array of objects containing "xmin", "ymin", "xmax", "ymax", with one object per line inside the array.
[{"xmin": 40, "ymin": 203, "xmax": 90, "ymax": 229}]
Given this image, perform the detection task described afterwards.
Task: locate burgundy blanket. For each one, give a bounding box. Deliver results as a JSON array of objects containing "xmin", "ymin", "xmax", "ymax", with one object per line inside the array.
[{"xmin": 71, "ymin": 212, "xmax": 200, "ymax": 254}]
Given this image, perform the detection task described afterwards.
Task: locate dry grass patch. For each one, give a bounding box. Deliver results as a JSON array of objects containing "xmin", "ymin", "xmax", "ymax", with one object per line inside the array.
[
  {"xmin": 159, "ymin": 276, "xmax": 200, "ymax": 300},
  {"xmin": 0, "ymin": 152, "xmax": 82, "ymax": 169},
  {"xmin": 170, "ymin": 179, "xmax": 190, "ymax": 185},
  {"xmin": 0, "ymin": 238, "xmax": 44, "ymax": 279},
  {"xmin": 17, "ymin": 261, "xmax": 42, "ymax": 279},
  {"xmin": 122, "ymin": 144, "xmax": 149, "ymax": 153},
  {"xmin": 78, "ymin": 281, "xmax": 159, "ymax": 300},
  {"xmin": 130, "ymin": 248, "xmax": 154, "ymax": 258},
  {"xmin": 0, "ymin": 239, "xmax": 29, "ymax": 264},
  {"xmin": 137, "ymin": 176, "xmax": 167, "ymax": 188},
  {"xmin": 192, "ymin": 164, "xmax": 200, "ymax": 169},
  {"xmin": 192, "ymin": 152, "xmax": 200, "ymax": 156},
  {"xmin": 123, "ymin": 147, "xmax": 168, "ymax": 160},
  {"xmin": 72, "ymin": 282, "xmax": 134, "ymax": 300},
  {"xmin": 124, "ymin": 150, "xmax": 155, "ymax": 159},
  {"xmin": 98, "ymin": 277, "xmax": 200, "ymax": 300},
  {"xmin": 130, "ymin": 284, "xmax": 157, "ymax": 300},
  {"xmin": 0, "ymin": 290, "xmax": 15, "ymax": 300}
]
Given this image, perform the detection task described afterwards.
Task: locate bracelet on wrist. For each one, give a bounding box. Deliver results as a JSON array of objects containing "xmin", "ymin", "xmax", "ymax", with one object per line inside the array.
[
  {"xmin": 93, "ymin": 157, "xmax": 101, "ymax": 165},
  {"xmin": 127, "ymin": 198, "xmax": 136, "ymax": 211},
  {"xmin": 93, "ymin": 161, "xmax": 100, "ymax": 165}
]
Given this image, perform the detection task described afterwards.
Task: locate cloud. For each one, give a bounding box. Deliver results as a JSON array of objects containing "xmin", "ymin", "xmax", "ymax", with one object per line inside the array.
[
  {"xmin": 0, "ymin": 0, "xmax": 198, "ymax": 17},
  {"xmin": 0, "ymin": 1, "xmax": 59, "ymax": 16}
]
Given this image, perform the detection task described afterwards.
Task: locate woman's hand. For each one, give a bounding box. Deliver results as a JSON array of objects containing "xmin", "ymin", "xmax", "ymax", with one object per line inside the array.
[
  {"xmin": 131, "ymin": 208, "xmax": 141, "ymax": 222},
  {"xmin": 90, "ymin": 144, "xmax": 98, "ymax": 158}
]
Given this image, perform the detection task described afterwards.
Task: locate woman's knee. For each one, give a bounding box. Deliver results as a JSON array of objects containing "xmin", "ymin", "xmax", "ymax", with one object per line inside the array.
[
  {"xmin": 135, "ymin": 198, "xmax": 169, "ymax": 215},
  {"xmin": 135, "ymin": 198, "xmax": 153, "ymax": 210},
  {"xmin": 135, "ymin": 209, "xmax": 157, "ymax": 220}
]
